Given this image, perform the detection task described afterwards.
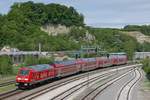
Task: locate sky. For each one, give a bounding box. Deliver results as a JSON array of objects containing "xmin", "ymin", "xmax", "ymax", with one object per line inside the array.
[{"xmin": 0, "ymin": 0, "xmax": 150, "ymax": 28}]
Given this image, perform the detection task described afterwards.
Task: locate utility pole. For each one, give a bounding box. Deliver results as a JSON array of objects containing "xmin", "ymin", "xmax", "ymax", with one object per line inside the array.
[
  {"xmin": 114, "ymin": 35, "xmax": 120, "ymax": 74},
  {"xmin": 39, "ymin": 43, "xmax": 41, "ymax": 54},
  {"xmin": 87, "ymin": 71, "xmax": 89, "ymax": 88}
]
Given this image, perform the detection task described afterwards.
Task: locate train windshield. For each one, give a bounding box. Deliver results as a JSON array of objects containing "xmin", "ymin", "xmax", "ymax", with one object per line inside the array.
[{"xmin": 20, "ymin": 70, "xmax": 29, "ymax": 75}]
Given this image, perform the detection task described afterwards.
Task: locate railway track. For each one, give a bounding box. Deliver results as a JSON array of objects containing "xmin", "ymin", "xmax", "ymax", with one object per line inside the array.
[
  {"xmin": 80, "ymin": 69, "xmax": 137, "ymax": 100},
  {"xmin": 0, "ymin": 64, "xmax": 138, "ymax": 100},
  {"xmin": 127, "ymin": 69, "xmax": 142, "ymax": 100},
  {"xmin": 0, "ymin": 88, "xmax": 23, "ymax": 100},
  {"xmin": 47, "ymin": 68, "xmax": 136, "ymax": 100},
  {"xmin": 50, "ymin": 69, "xmax": 134, "ymax": 100},
  {"xmin": 28, "ymin": 69, "xmax": 117, "ymax": 100},
  {"xmin": 0, "ymin": 80, "xmax": 15, "ymax": 87},
  {"xmin": 17, "ymin": 67, "xmax": 118, "ymax": 100},
  {"xmin": 76, "ymin": 68, "xmax": 142, "ymax": 100},
  {"xmin": 21, "ymin": 64, "xmax": 139, "ymax": 100},
  {"xmin": 116, "ymin": 70, "xmax": 136, "ymax": 100},
  {"xmin": 116, "ymin": 68, "xmax": 142, "ymax": 100}
]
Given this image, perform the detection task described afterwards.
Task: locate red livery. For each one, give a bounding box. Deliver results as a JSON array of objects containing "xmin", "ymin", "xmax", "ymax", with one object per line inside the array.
[{"xmin": 16, "ymin": 52, "xmax": 127, "ymax": 89}]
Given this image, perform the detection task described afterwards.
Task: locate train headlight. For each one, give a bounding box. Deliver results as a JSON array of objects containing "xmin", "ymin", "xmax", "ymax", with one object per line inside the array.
[
  {"xmin": 24, "ymin": 78, "xmax": 28, "ymax": 81},
  {"xmin": 17, "ymin": 78, "xmax": 21, "ymax": 80}
]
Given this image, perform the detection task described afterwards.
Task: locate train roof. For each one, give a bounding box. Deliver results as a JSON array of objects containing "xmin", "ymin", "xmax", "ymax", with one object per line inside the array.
[
  {"xmin": 109, "ymin": 52, "xmax": 126, "ymax": 55},
  {"xmin": 54, "ymin": 60, "xmax": 76, "ymax": 65},
  {"xmin": 81, "ymin": 58, "xmax": 96, "ymax": 61},
  {"xmin": 28, "ymin": 64, "xmax": 52, "ymax": 71}
]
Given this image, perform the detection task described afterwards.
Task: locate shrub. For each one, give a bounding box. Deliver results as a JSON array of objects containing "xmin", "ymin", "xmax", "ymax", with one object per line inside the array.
[
  {"xmin": 12, "ymin": 63, "xmax": 26, "ymax": 75},
  {"xmin": 24, "ymin": 55, "xmax": 39, "ymax": 66},
  {"xmin": 38, "ymin": 57, "xmax": 54, "ymax": 64},
  {"xmin": 24, "ymin": 55, "xmax": 54, "ymax": 65},
  {"xmin": 0, "ymin": 56, "xmax": 13, "ymax": 75},
  {"xmin": 142, "ymin": 58, "xmax": 150, "ymax": 74}
]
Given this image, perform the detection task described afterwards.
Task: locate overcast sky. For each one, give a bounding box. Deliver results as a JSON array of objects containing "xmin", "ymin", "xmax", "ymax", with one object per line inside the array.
[{"xmin": 0, "ymin": 0, "xmax": 150, "ymax": 28}]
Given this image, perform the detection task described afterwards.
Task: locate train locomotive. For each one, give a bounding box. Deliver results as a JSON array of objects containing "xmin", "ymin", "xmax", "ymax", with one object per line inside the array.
[{"xmin": 16, "ymin": 52, "xmax": 127, "ymax": 89}]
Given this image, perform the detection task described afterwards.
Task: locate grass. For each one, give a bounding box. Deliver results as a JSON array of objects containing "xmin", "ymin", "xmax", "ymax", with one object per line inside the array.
[
  {"xmin": 0, "ymin": 63, "xmax": 21, "ymax": 84},
  {"xmin": 0, "ymin": 84, "xmax": 16, "ymax": 93},
  {"xmin": 143, "ymin": 78, "xmax": 150, "ymax": 90},
  {"xmin": 0, "ymin": 76, "xmax": 16, "ymax": 83}
]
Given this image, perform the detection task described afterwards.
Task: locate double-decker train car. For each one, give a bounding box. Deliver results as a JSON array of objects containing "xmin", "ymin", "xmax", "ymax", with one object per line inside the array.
[
  {"xmin": 80, "ymin": 58, "xmax": 97, "ymax": 71},
  {"xmin": 53, "ymin": 60, "xmax": 79, "ymax": 77},
  {"xmin": 109, "ymin": 52, "xmax": 127, "ymax": 65},
  {"xmin": 16, "ymin": 52, "xmax": 127, "ymax": 89}
]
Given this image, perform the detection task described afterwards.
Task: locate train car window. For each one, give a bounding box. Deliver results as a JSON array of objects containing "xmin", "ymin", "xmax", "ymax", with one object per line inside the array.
[
  {"xmin": 29, "ymin": 64, "xmax": 51, "ymax": 71},
  {"xmin": 20, "ymin": 70, "xmax": 29, "ymax": 75},
  {"xmin": 54, "ymin": 60, "xmax": 76, "ymax": 66}
]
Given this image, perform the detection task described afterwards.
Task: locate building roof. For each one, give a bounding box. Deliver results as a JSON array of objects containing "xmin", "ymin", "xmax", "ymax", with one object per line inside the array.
[{"xmin": 109, "ymin": 52, "xmax": 126, "ymax": 55}]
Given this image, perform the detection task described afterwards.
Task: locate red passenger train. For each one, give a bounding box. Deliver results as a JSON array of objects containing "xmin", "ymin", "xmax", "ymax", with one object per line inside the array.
[{"xmin": 16, "ymin": 52, "xmax": 127, "ymax": 89}]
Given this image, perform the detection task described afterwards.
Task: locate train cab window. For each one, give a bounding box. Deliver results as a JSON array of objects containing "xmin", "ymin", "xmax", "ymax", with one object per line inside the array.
[{"xmin": 20, "ymin": 70, "xmax": 29, "ymax": 75}]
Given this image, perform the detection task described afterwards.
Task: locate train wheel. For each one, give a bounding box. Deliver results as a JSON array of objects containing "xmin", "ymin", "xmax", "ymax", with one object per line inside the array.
[{"xmin": 18, "ymin": 84, "xmax": 25, "ymax": 90}]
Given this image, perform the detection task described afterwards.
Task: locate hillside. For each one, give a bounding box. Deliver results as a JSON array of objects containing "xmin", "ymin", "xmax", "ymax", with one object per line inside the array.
[
  {"xmin": 121, "ymin": 31, "xmax": 150, "ymax": 43},
  {"xmin": 41, "ymin": 24, "xmax": 70, "ymax": 36},
  {"xmin": 0, "ymin": 1, "xmax": 84, "ymax": 51},
  {"xmin": 0, "ymin": 1, "xmax": 150, "ymax": 59}
]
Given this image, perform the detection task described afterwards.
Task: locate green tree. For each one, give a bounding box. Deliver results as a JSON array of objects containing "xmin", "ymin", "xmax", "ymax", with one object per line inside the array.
[
  {"xmin": 0, "ymin": 1, "xmax": 84, "ymax": 50},
  {"xmin": 24, "ymin": 55, "xmax": 39, "ymax": 66},
  {"xmin": 124, "ymin": 25, "xmax": 150, "ymax": 36},
  {"xmin": 142, "ymin": 58, "xmax": 150, "ymax": 74},
  {"xmin": 0, "ymin": 56, "xmax": 13, "ymax": 75}
]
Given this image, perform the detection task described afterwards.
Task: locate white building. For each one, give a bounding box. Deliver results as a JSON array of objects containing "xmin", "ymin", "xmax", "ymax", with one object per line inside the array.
[{"xmin": 134, "ymin": 52, "xmax": 150, "ymax": 59}]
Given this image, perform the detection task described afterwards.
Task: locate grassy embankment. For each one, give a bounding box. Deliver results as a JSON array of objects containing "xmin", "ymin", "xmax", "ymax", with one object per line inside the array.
[{"xmin": 142, "ymin": 58, "xmax": 150, "ymax": 90}]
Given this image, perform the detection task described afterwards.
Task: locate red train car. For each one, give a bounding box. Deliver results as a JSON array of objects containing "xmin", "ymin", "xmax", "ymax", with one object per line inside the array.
[
  {"xmin": 52, "ymin": 60, "xmax": 79, "ymax": 77},
  {"xmin": 16, "ymin": 52, "xmax": 127, "ymax": 89},
  {"xmin": 80, "ymin": 58, "xmax": 97, "ymax": 71},
  {"xmin": 109, "ymin": 52, "xmax": 127, "ymax": 65},
  {"xmin": 97, "ymin": 57, "xmax": 112, "ymax": 67},
  {"xmin": 16, "ymin": 64, "xmax": 55, "ymax": 88}
]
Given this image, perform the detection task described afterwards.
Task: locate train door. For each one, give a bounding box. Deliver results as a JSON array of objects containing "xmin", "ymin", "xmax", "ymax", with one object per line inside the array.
[{"xmin": 48, "ymin": 68, "xmax": 55, "ymax": 78}]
